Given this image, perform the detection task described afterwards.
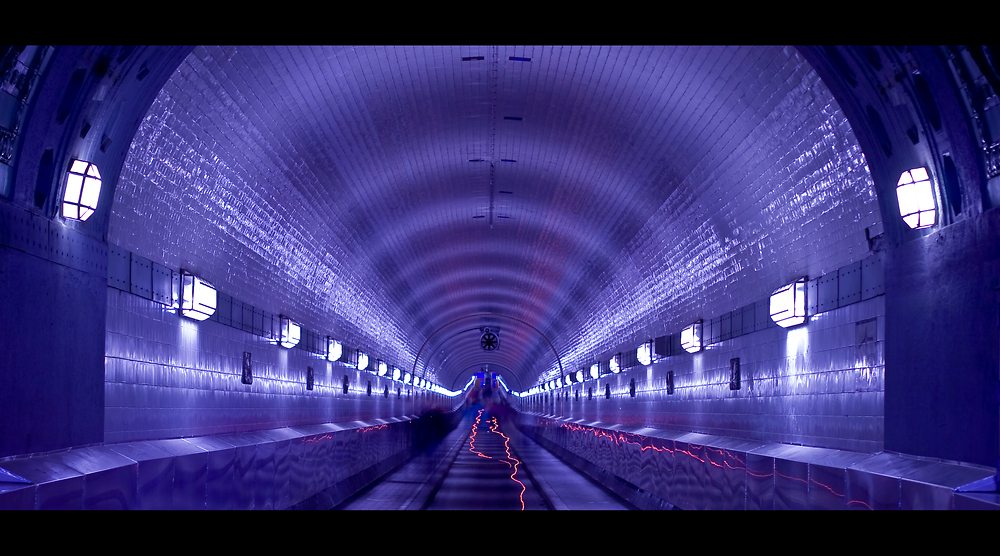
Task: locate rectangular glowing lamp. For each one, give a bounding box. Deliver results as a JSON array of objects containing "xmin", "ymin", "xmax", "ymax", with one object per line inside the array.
[
  {"xmin": 681, "ymin": 322, "xmax": 702, "ymax": 353},
  {"xmin": 180, "ymin": 271, "xmax": 217, "ymax": 321},
  {"xmin": 770, "ymin": 279, "xmax": 807, "ymax": 328},
  {"xmin": 896, "ymin": 167, "xmax": 936, "ymax": 229},
  {"xmin": 637, "ymin": 341, "xmax": 652, "ymax": 365},
  {"xmin": 327, "ymin": 337, "xmax": 343, "ymax": 361},
  {"xmin": 609, "ymin": 353, "xmax": 621, "ymax": 373},
  {"xmin": 279, "ymin": 316, "xmax": 300, "ymax": 348},
  {"xmin": 62, "ymin": 160, "xmax": 102, "ymax": 221}
]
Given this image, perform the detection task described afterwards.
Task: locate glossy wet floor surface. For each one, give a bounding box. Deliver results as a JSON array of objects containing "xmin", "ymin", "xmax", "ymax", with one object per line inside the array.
[{"xmin": 337, "ymin": 409, "xmax": 633, "ymax": 511}]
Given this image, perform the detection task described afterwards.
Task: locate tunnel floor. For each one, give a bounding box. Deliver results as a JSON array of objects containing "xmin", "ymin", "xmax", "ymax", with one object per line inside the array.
[{"xmin": 336, "ymin": 408, "xmax": 633, "ymax": 510}]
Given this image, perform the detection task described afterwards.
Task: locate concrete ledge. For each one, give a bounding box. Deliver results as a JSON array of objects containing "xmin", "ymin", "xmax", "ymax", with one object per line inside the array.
[
  {"xmin": 0, "ymin": 416, "xmax": 423, "ymax": 510},
  {"xmin": 517, "ymin": 413, "xmax": 999, "ymax": 510}
]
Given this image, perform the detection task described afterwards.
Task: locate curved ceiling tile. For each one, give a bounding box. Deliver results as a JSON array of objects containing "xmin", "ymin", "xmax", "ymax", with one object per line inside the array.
[{"xmin": 111, "ymin": 45, "xmax": 881, "ymax": 393}]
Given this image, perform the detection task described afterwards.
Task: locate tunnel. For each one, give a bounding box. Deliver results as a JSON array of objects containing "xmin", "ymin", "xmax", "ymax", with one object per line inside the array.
[{"xmin": 1, "ymin": 45, "xmax": 1000, "ymax": 510}]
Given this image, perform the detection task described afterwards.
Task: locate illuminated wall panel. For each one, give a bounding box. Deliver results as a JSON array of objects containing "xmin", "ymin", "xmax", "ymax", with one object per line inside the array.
[
  {"xmin": 550, "ymin": 296, "xmax": 885, "ymax": 454},
  {"xmin": 103, "ymin": 289, "xmax": 449, "ymax": 444}
]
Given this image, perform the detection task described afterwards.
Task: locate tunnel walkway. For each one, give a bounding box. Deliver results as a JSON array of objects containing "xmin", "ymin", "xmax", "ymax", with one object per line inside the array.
[{"xmin": 335, "ymin": 408, "xmax": 634, "ymax": 510}]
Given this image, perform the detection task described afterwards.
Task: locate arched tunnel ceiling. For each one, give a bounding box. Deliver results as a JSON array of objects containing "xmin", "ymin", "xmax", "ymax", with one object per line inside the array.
[{"xmin": 110, "ymin": 45, "xmax": 881, "ymax": 391}]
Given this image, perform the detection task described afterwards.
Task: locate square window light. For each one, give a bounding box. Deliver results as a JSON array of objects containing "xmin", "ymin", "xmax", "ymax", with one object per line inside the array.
[
  {"xmin": 180, "ymin": 271, "xmax": 216, "ymax": 321},
  {"xmin": 62, "ymin": 160, "xmax": 102, "ymax": 221},
  {"xmin": 637, "ymin": 340, "xmax": 653, "ymax": 365},
  {"xmin": 681, "ymin": 322, "xmax": 702, "ymax": 353},
  {"xmin": 897, "ymin": 167, "xmax": 936, "ymax": 229},
  {"xmin": 279, "ymin": 316, "xmax": 300, "ymax": 349},
  {"xmin": 770, "ymin": 279, "xmax": 808, "ymax": 328},
  {"xmin": 327, "ymin": 337, "xmax": 342, "ymax": 362}
]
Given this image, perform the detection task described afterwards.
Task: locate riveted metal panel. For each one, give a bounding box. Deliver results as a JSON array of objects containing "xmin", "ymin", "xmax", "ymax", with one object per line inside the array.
[
  {"xmin": 252, "ymin": 307, "xmax": 264, "ymax": 337},
  {"xmin": 231, "ymin": 298, "xmax": 244, "ymax": 330},
  {"xmin": 0, "ymin": 203, "xmax": 48, "ymax": 259},
  {"xmin": 108, "ymin": 244, "xmax": 130, "ymax": 291},
  {"xmin": 838, "ymin": 261, "xmax": 862, "ymax": 307},
  {"xmin": 807, "ymin": 278, "xmax": 819, "ymax": 317},
  {"xmin": 48, "ymin": 219, "xmax": 108, "ymax": 277},
  {"xmin": 301, "ymin": 329, "xmax": 322, "ymax": 354},
  {"xmin": 216, "ymin": 292, "xmax": 232, "ymax": 327},
  {"xmin": 861, "ymin": 254, "xmax": 885, "ymax": 300},
  {"xmin": 720, "ymin": 312, "xmax": 732, "ymax": 342},
  {"xmin": 620, "ymin": 349, "xmax": 638, "ymax": 369},
  {"xmin": 817, "ymin": 273, "xmax": 839, "ymax": 313},
  {"xmin": 670, "ymin": 333, "xmax": 682, "ymax": 357},
  {"xmin": 129, "ymin": 254, "xmax": 152, "ymax": 300},
  {"xmin": 730, "ymin": 305, "xmax": 743, "ymax": 337},
  {"xmin": 259, "ymin": 309, "xmax": 273, "ymax": 339},
  {"xmin": 708, "ymin": 316, "xmax": 721, "ymax": 345},
  {"xmin": 241, "ymin": 303, "xmax": 254, "ymax": 334},
  {"xmin": 654, "ymin": 335, "xmax": 669, "ymax": 358},
  {"xmin": 744, "ymin": 305, "xmax": 755, "ymax": 335},
  {"xmin": 754, "ymin": 299, "xmax": 770, "ymax": 332},
  {"xmin": 151, "ymin": 262, "xmax": 172, "ymax": 306}
]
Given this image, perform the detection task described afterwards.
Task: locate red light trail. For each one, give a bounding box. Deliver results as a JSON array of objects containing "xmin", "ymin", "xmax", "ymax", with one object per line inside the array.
[
  {"xmin": 466, "ymin": 410, "xmax": 526, "ymax": 510},
  {"xmin": 552, "ymin": 417, "xmax": 867, "ymax": 509},
  {"xmin": 490, "ymin": 416, "xmax": 526, "ymax": 511},
  {"xmin": 469, "ymin": 409, "xmax": 490, "ymax": 459}
]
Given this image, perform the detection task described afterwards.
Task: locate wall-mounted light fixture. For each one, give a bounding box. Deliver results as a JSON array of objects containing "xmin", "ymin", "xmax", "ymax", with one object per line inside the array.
[
  {"xmin": 392, "ymin": 367, "xmax": 401, "ymax": 381},
  {"xmin": 278, "ymin": 316, "xmax": 300, "ymax": 349},
  {"xmin": 770, "ymin": 279, "xmax": 807, "ymax": 328},
  {"xmin": 327, "ymin": 338, "xmax": 342, "ymax": 362},
  {"xmin": 403, "ymin": 372, "xmax": 411, "ymax": 384},
  {"xmin": 179, "ymin": 271, "xmax": 217, "ymax": 321},
  {"xmin": 357, "ymin": 351, "xmax": 369, "ymax": 371},
  {"xmin": 62, "ymin": 160, "xmax": 102, "ymax": 221},
  {"xmin": 681, "ymin": 321, "xmax": 703, "ymax": 353},
  {"xmin": 378, "ymin": 360, "xmax": 388, "ymax": 377},
  {"xmin": 637, "ymin": 340, "xmax": 653, "ymax": 365},
  {"xmin": 589, "ymin": 363, "xmax": 599, "ymax": 380},
  {"xmin": 574, "ymin": 369, "xmax": 583, "ymax": 383},
  {"xmin": 609, "ymin": 353, "xmax": 621, "ymax": 374},
  {"xmin": 896, "ymin": 167, "xmax": 936, "ymax": 229}
]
